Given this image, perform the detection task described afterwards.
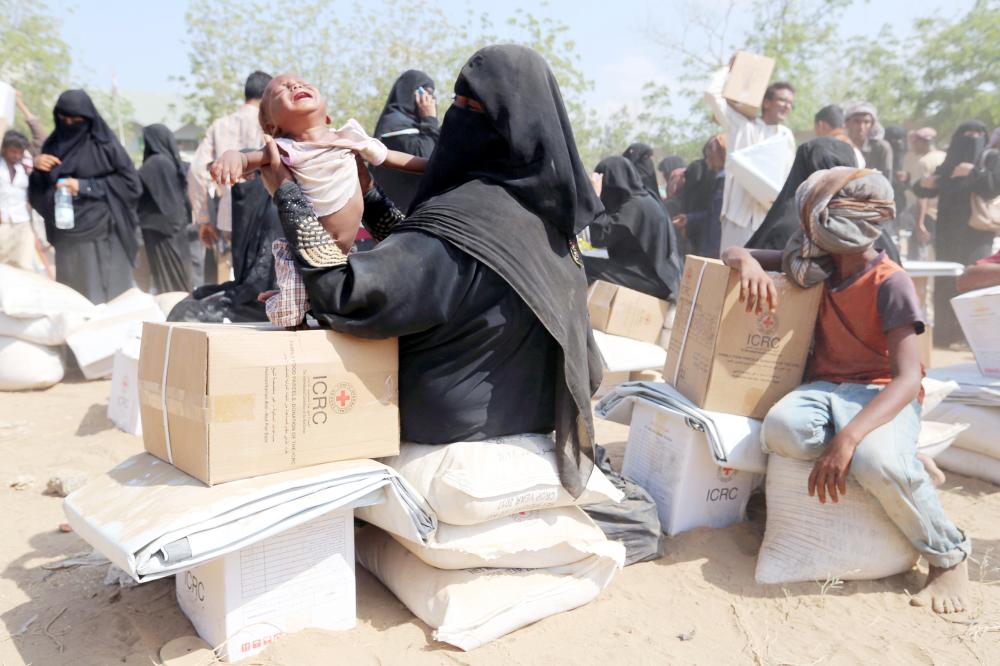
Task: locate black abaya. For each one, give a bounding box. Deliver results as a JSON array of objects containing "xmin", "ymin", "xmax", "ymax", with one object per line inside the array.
[
  {"xmin": 371, "ymin": 70, "xmax": 440, "ymax": 211},
  {"xmin": 138, "ymin": 124, "xmax": 193, "ymax": 293},
  {"xmin": 584, "ymin": 156, "xmax": 680, "ymax": 300},
  {"xmin": 28, "ymin": 90, "xmax": 141, "ymax": 303},
  {"xmin": 280, "ymin": 45, "xmax": 607, "ymax": 497}
]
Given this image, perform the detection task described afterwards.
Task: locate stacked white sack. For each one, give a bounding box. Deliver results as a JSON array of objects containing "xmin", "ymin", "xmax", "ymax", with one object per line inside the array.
[
  {"xmin": 0, "ymin": 265, "xmax": 97, "ymax": 389},
  {"xmin": 926, "ymin": 363, "xmax": 1000, "ymax": 485},
  {"xmin": 356, "ymin": 433, "xmax": 626, "ymax": 651}
]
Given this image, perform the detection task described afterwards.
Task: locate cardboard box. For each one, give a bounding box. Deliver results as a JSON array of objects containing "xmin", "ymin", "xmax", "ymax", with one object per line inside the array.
[
  {"xmin": 622, "ymin": 400, "xmax": 759, "ymax": 536},
  {"xmin": 664, "ymin": 256, "xmax": 822, "ymax": 419},
  {"xmin": 107, "ymin": 338, "xmax": 141, "ymax": 436},
  {"xmin": 722, "ymin": 51, "xmax": 776, "ymax": 118},
  {"xmin": 588, "ymin": 281, "xmax": 669, "ymax": 344},
  {"xmin": 139, "ymin": 322, "xmax": 399, "ymax": 485},
  {"xmin": 953, "ymin": 285, "xmax": 1000, "ymax": 377},
  {"xmin": 176, "ymin": 509, "xmax": 356, "ymax": 662},
  {"xmin": 728, "ymin": 134, "xmax": 793, "ymax": 208}
]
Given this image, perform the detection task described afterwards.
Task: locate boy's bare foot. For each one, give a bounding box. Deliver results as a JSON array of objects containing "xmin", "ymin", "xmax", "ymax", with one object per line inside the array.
[
  {"xmin": 910, "ymin": 560, "xmax": 968, "ymax": 613},
  {"xmin": 917, "ymin": 453, "xmax": 946, "ymax": 486}
]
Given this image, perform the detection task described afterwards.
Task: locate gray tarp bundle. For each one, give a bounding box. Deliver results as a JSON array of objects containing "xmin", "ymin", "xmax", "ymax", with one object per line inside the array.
[
  {"xmin": 64, "ymin": 454, "xmax": 435, "ymax": 582},
  {"xmin": 595, "ymin": 381, "xmax": 768, "ymax": 474}
]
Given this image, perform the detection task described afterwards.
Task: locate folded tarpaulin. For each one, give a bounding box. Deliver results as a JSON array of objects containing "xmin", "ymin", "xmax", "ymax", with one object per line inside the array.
[
  {"xmin": 595, "ymin": 381, "xmax": 767, "ymax": 474},
  {"xmin": 63, "ymin": 453, "xmax": 435, "ymax": 583},
  {"xmin": 928, "ymin": 363, "xmax": 1000, "ymax": 407},
  {"xmin": 592, "ymin": 330, "xmax": 667, "ymax": 373}
]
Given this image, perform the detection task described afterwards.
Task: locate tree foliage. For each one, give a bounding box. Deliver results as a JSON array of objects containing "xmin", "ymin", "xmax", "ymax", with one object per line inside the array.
[{"xmin": 0, "ymin": 0, "xmax": 72, "ymax": 135}]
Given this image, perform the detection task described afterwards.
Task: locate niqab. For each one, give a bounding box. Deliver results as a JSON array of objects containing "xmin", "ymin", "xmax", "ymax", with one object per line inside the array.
[
  {"xmin": 403, "ymin": 44, "xmax": 607, "ymax": 496},
  {"xmin": 373, "ymin": 69, "xmax": 436, "ymax": 138},
  {"xmin": 27, "ymin": 90, "xmax": 141, "ymax": 260},
  {"xmin": 623, "ymin": 142, "xmax": 660, "ymax": 199},
  {"xmin": 138, "ymin": 124, "xmax": 189, "ymax": 234},
  {"xmin": 590, "ymin": 155, "xmax": 680, "ymax": 299},
  {"xmin": 938, "ymin": 120, "xmax": 989, "ymax": 177}
]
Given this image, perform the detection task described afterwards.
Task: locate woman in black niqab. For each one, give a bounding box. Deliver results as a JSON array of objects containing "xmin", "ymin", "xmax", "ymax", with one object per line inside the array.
[
  {"xmin": 623, "ymin": 141, "xmax": 661, "ymax": 201},
  {"xmin": 746, "ymin": 136, "xmax": 902, "ymax": 263},
  {"xmin": 27, "ymin": 90, "xmax": 142, "ymax": 303},
  {"xmin": 916, "ymin": 120, "xmax": 1000, "ymax": 345},
  {"xmin": 138, "ymin": 124, "xmax": 193, "ymax": 293},
  {"xmin": 371, "ymin": 69, "xmax": 440, "ymax": 211},
  {"xmin": 583, "ymin": 156, "xmax": 680, "ymax": 299}
]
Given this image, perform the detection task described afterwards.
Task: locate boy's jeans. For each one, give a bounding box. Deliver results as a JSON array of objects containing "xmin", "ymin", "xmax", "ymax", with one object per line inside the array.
[{"xmin": 762, "ymin": 381, "xmax": 970, "ymax": 569}]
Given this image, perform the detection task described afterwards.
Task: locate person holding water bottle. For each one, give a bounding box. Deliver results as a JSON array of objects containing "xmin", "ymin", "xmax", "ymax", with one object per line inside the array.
[{"xmin": 28, "ymin": 90, "xmax": 141, "ymax": 303}]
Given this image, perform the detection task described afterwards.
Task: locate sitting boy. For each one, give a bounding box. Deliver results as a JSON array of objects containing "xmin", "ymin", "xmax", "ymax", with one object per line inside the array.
[{"xmin": 722, "ymin": 166, "xmax": 970, "ymax": 614}]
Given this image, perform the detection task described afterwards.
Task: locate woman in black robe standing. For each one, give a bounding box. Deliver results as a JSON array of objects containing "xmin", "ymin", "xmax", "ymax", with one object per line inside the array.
[
  {"xmin": 915, "ymin": 121, "xmax": 1000, "ymax": 346},
  {"xmin": 137, "ymin": 124, "xmax": 193, "ymax": 293},
  {"xmin": 622, "ymin": 141, "xmax": 662, "ymax": 202},
  {"xmin": 28, "ymin": 90, "xmax": 141, "ymax": 303},
  {"xmin": 371, "ymin": 69, "xmax": 440, "ymax": 212},
  {"xmin": 584, "ymin": 156, "xmax": 680, "ymax": 300}
]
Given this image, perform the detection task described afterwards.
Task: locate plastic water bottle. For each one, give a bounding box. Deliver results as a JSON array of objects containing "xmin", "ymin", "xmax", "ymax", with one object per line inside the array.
[{"xmin": 54, "ymin": 179, "xmax": 75, "ymax": 230}]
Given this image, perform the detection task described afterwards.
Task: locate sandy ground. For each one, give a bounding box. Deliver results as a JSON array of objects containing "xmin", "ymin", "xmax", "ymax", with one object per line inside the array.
[{"xmin": 1, "ymin": 352, "xmax": 999, "ymax": 665}]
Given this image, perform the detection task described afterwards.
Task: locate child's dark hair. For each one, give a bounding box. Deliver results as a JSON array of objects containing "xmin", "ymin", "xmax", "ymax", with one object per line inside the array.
[
  {"xmin": 244, "ymin": 71, "xmax": 272, "ymax": 102},
  {"xmin": 815, "ymin": 104, "xmax": 845, "ymax": 129},
  {"xmin": 2, "ymin": 130, "xmax": 29, "ymax": 152}
]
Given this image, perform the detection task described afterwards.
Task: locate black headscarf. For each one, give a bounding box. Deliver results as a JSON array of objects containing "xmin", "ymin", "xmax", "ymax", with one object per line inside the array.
[
  {"xmin": 402, "ymin": 44, "xmax": 607, "ymax": 497},
  {"xmin": 27, "ymin": 90, "xmax": 141, "ymax": 260},
  {"xmin": 138, "ymin": 124, "xmax": 189, "ymax": 235},
  {"xmin": 747, "ymin": 136, "xmax": 903, "ymax": 263},
  {"xmin": 657, "ymin": 155, "xmax": 685, "ymax": 178},
  {"xmin": 884, "ymin": 124, "xmax": 907, "ymax": 172},
  {"xmin": 623, "ymin": 142, "xmax": 660, "ymax": 198},
  {"xmin": 747, "ymin": 137, "xmax": 857, "ymax": 251},
  {"xmin": 591, "ymin": 155, "xmax": 680, "ymax": 299},
  {"xmin": 373, "ymin": 69, "xmax": 436, "ymax": 138},
  {"xmin": 938, "ymin": 120, "xmax": 989, "ymax": 178}
]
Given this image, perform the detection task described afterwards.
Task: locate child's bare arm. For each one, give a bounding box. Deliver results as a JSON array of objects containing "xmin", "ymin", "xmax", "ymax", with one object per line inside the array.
[
  {"xmin": 209, "ymin": 149, "xmax": 271, "ymax": 186},
  {"xmin": 381, "ymin": 150, "xmax": 428, "ymax": 173},
  {"xmin": 808, "ymin": 326, "xmax": 923, "ymax": 503}
]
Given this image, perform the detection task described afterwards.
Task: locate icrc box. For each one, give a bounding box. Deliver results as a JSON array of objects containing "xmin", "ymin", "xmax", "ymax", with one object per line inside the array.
[
  {"xmin": 952, "ymin": 285, "xmax": 1000, "ymax": 378},
  {"xmin": 622, "ymin": 400, "xmax": 760, "ymax": 536},
  {"xmin": 664, "ymin": 256, "xmax": 822, "ymax": 419},
  {"xmin": 175, "ymin": 510, "xmax": 356, "ymax": 663},
  {"xmin": 138, "ymin": 322, "xmax": 399, "ymax": 485}
]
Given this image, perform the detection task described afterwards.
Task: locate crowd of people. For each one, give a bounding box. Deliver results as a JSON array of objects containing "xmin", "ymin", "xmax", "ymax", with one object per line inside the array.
[{"xmin": 3, "ymin": 45, "xmax": 1000, "ymax": 617}]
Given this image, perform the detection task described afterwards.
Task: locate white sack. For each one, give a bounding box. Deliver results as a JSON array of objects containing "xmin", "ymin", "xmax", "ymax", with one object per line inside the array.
[
  {"xmin": 0, "ymin": 263, "xmax": 95, "ymax": 319},
  {"xmin": 592, "ymin": 330, "xmax": 667, "ymax": 373},
  {"xmin": 63, "ymin": 453, "xmax": 434, "ymax": 582},
  {"xmin": 356, "ymin": 526, "xmax": 624, "ymax": 651},
  {"xmin": 727, "ymin": 133, "xmax": 793, "ymax": 208},
  {"xmin": 395, "ymin": 506, "xmax": 619, "ymax": 570},
  {"xmin": 925, "ymin": 402, "xmax": 1000, "ymax": 459},
  {"xmin": 0, "ymin": 311, "xmax": 90, "ymax": 346},
  {"xmin": 917, "ymin": 421, "xmax": 969, "ymax": 459},
  {"xmin": 936, "ymin": 446, "xmax": 1000, "ymax": 486},
  {"xmin": 379, "ymin": 435, "xmax": 622, "ymax": 527},
  {"xmin": 154, "ymin": 291, "xmax": 189, "ymax": 318},
  {"xmin": 0, "ymin": 336, "xmax": 64, "ymax": 390},
  {"xmin": 921, "ymin": 377, "xmax": 959, "ymax": 415},
  {"xmin": 65, "ymin": 289, "xmax": 165, "ymax": 380},
  {"xmin": 755, "ymin": 455, "xmax": 918, "ymax": 585}
]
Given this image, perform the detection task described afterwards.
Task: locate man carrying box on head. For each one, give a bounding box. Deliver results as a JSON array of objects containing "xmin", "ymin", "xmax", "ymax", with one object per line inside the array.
[
  {"xmin": 722, "ymin": 166, "xmax": 971, "ymax": 615},
  {"xmin": 704, "ymin": 52, "xmax": 796, "ymax": 254}
]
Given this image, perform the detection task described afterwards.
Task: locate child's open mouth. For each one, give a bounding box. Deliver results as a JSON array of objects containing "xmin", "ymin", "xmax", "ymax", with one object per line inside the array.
[{"xmin": 293, "ymin": 91, "xmax": 312, "ymax": 101}]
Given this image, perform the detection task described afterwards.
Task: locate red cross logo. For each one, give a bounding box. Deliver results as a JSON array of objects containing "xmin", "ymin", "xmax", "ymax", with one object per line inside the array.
[
  {"xmin": 332, "ymin": 382, "xmax": 356, "ymax": 413},
  {"xmin": 335, "ymin": 389, "xmax": 352, "ymax": 408}
]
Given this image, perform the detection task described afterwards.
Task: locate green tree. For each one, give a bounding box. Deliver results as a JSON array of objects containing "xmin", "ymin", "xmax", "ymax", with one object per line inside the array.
[
  {"xmin": 0, "ymin": 0, "xmax": 72, "ymax": 135},
  {"xmin": 913, "ymin": 0, "xmax": 1000, "ymax": 134}
]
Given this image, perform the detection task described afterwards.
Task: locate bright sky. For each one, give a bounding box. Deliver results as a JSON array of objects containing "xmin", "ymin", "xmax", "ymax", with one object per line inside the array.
[{"xmin": 50, "ymin": 0, "xmax": 957, "ymax": 126}]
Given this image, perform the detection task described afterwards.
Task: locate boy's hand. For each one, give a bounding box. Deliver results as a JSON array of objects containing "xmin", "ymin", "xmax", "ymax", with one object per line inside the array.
[
  {"xmin": 808, "ymin": 434, "xmax": 856, "ymax": 504},
  {"xmin": 210, "ymin": 151, "xmax": 249, "ymax": 187},
  {"xmin": 737, "ymin": 255, "xmax": 777, "ymax": 314}
]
